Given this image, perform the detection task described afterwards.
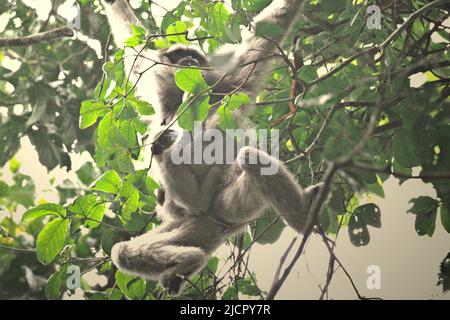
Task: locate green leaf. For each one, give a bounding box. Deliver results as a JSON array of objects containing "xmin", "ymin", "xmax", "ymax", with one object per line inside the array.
[
  {"xmin": 76, "ymin": 162, "xmax": 97, "ymax": 186},
  {"xmin": 131, "ymin": 25, "xmax": 146, "ymax": 37},
  {"xmin": 348, "ymin": 203, "xmax": 381, "ymax": 246},
  {"xmin": 408, "ymin": 196, "xmax": 438, "ymax": 236},
  {"xmin": 298, "ymin": 65, "xmax": 319, "ymax": 83},
  {"xmin": 9, "ymin": 173, "xmax": 35, "ymax": 208},
  {"xmin": 237, "ymin": 277, "xmax": 260, "ymax": 296},
  {"xmin": 28, "ymin": 128, "xmax": 71, "ymax": 171},
  {"xmin": 69, "ymin": 194, "xmax": 105, "ymax": 229},
  {"xmin": 217, "ymin": 93, "xmax": 250, "ymax": 130},
  {"xmin": 205, "ymin": 256, "xmax": 219, "ymax": 273},
  {"xmin": 36, "ymin": 218, "xmax": 70, "ymax": 264},
  {"xmin": 115, "ymin": 270, "xmax": 147, "ymax": 300},
  {"xmin": 437, "ymin": 252, "xmax": 450, "ymax": 294},
  {"xmin": 175, "ymin": 68, "xmax": 209, "ymax": 94},
  {"xmin": 114, "ymin": 153, "xmax": 135, "ymax": 174},
  {"xmin": 253, "ymin": 210, "xmax": 285, "ymax": 245},
  {"xmin": 122, "ymin": 189, "xmax": 139, "ymax": 220},
  {"xmin": 222, "ymin": 286, "xmax": 238, "ymax": 300},
  {"xmin": 0, "ymin": 116, "xmax": 26, "ymax": 167},
  {"xmin": 91, "ymin": 170, "xmax": 122, "ymax": 194},
  {"xmin": 393, "ymin": 132, "xmax": 419, "ymax": 168},
  {"xmin": 0, "ymin": 181, "xmax": 9, "ymax": 198},
  {"xmin": 23, "ymin": 203, "xmax": 66, "ymax": 221},
  {"xmin": 129, "ymin": 97, "xmax": 155, "ymax": 116},
  {"xmin": 161, "ymin": 2, "xmax": 186, "ymax": 32},
  {"xmin": 80, "ymin": 100, "xmax": 106, "ymax": 129},
  {"xmin": 177, "ymin": 95, "xmax": 210, "ymax": 131},
  {"xmin": 124, "ymin": 25, "xmax": 146, "ymax": 47},
  {"xmin": 118, "ymin": 121, "xmax": 139, "ymax": 159},
  {"xmin": 166, "ymin": 21, "xmax": 188, "ymax": 44},
  {"xmin": 45, "ymin": 266, "xmax": 67, "ymax": 300},
  {"xmin": 97, "ymin": 113, "xmax": 130, "ymax": 153},
  {"xmin": 101, "ymin": 229, "xmax": 120, "ymax": 256},
  {"xmin": 440, "ymin": 203, "xmax": 450, "ymax": 233}
]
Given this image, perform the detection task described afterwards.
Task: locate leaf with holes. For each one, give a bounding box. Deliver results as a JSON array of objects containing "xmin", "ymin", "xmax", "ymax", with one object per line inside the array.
[{"xmin": 348, "ymin": 203, "xmax": 381, "ymax": 246}]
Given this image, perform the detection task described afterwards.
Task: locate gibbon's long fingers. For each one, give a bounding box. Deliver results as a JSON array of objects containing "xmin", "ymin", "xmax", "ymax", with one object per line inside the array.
[{"xmin": 101, "ymin": 0, "xmax": 142, "ymax": 48}]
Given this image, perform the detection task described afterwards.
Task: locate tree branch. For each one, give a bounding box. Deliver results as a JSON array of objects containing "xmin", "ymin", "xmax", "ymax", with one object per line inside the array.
[{"xmin": 0, "ymin": 27, "xmax": 74, "ymax": 47}]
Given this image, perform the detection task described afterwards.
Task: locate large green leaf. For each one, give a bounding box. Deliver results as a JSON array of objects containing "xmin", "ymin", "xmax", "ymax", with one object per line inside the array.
[
  {"xmin": 115, "ymin": 271, "xmax": 147, "ymax": 300},
  {"xmin": 175, "ymin": 68, "xmax": 209, "ymax": 94},
  {"xmin": 407, "ymin": 196, "xmax": 438, "ymax": 236},
  {"xmin": 36, "ymin": 218, "xmax": 70, "ymax": 264},
  {"xmin": 79, "ymin": 100, "xmax": 106, "ymax": 129},
  {"xmin": 253, "ymin": 210, "xmax": 285, "ymax": 245},
  {"xmin": 91, "ymin": 170, "xmax": 122, "ymax": 194},
  {"xmin": 23, "ymin": 203, "xmax": 65, "ymax": 221}
]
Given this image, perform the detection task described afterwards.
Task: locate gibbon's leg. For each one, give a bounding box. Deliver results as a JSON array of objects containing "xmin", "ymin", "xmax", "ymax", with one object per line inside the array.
[
  {"xmin": 111, "ymin": 229, "xmax": 206, "ymax": 287},
  {"xmin": 218, "ymin": 146, "xmax": 323, "ymax": 233}
]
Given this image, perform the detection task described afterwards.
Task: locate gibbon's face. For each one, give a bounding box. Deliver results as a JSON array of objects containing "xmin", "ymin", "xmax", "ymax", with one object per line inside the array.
[{"xmin": 162, "ymin": 46, "xmax": 209, "ymax": 67}]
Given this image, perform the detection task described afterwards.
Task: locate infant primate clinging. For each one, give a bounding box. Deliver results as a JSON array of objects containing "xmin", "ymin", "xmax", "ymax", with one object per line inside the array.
[{"xmin": 102, "ymin": 0, "xmax": 322, "ymax": 296}]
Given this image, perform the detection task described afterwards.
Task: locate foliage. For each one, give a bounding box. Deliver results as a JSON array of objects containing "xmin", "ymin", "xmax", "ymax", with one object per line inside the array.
[{"xmin": 0, "ymin": 0, "xmax": 449, "ymax": 299}]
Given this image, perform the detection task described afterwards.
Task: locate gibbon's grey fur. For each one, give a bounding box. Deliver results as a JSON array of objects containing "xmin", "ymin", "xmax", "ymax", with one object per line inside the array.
[{"xmin": 102, "ymin": 0, "xmax": 323, "ymax": 296}]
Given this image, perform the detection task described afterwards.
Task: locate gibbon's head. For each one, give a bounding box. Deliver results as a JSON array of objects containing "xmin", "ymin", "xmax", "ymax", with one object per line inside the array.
[{"xmin": 160, "ymin": 45, "xmax": 209, "ymax": 67}]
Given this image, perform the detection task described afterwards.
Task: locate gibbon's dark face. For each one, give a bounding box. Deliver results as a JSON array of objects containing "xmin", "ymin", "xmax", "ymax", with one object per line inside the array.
[{"xmin": 162, "ymin": 47, "xmax": 209, "ymax": 67}]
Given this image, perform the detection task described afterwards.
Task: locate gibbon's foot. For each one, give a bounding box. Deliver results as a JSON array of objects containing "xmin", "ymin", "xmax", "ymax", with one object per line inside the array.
[
  {"xmin": 160, "ymin": 274, "xmax": 184, "ymax": 296},
  {"xmin": 151, "ymin": 129, "xmax": 178, "ymax": 156},
  {"xmin": 159, "ymin": 248, "xmax": 206, "ymax": 296}
]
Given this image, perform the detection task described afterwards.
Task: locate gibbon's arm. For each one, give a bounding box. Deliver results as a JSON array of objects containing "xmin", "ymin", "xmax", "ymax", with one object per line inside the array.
[
  {"xmin": 219, "ymin": 0, "xmax": 307, "ymax": 93},
  {"xmin": 101, "ymin": 0, "xmax": 141, "ymax": 49}
]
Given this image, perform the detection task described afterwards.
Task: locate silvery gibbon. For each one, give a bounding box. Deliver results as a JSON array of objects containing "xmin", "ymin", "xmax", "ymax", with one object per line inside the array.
[{"xmin": 101, "ymin": 0, "xmax": 323, "ymax": 296}]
